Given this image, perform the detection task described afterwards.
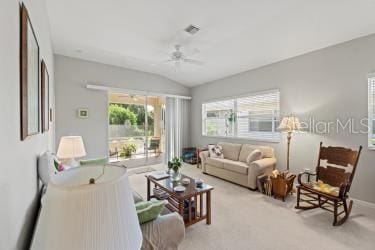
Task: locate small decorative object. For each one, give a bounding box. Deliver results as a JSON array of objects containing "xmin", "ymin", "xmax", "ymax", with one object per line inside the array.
[
  {"xmin": 41, "ymin": 60, "xmax": 49, "ymax": 132},
  {"xmin": 168, "ymin": 157, "xmax": 182, "ymax": 181},
  {"xmin": 53, "ymin": 158, "xmax": 64, "ymax": 172},
  {"xmin": 120, "ymin": 143, "xmax": 137, "ymax": 158},
  {"xmin": 173, "ymin": 185, "xmax": 186, "ymax": 192},
  {"xmin": 181, "ymin": 178, "xmax": 190, "ymax": 185},
  {"xmin": 77, "ymin": 108, "xmax": 89, "ymax": 118},
  {"xmin": 20, "ymin": 4, "xmax": 40, "ymax": 140},
  {"xmin": 57, "ymin": 136, "xmax": 87, "ymax": 167},
  {"xmin": 227, "ymin": 112, "xmax": 236, "ymax": 123},
  {"xmin": 195, "ymin": 179, "xmax": 204, "ymax": 188},
  {"xmin": 278, "ymin": 115, "xmax": 301, "ymax": 171}
]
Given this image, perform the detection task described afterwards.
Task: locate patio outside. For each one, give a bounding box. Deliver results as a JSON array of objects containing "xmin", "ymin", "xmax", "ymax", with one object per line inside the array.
[{"xmin": 108, "ymin": 93, "xmax": 165, "ymax": 163}]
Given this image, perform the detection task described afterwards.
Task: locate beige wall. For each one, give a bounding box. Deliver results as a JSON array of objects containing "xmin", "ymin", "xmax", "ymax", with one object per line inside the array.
[
  {"xmin": 0, "ymin": 0, "xmax": 55, "ymax": 249},
  {"xmin": 190, "ymin": 34, "xmax": 375, "ymax": 203}
]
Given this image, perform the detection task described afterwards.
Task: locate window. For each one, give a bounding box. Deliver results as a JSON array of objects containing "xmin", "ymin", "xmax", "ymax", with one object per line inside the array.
[
  {"xmin": 202, "ymin": 99, "xmax": 235, "ymax": 137},
  {"xmin": 202, "ymin": 90, "xmax": 280, "ymax": 142},
  {"xmin": 368, "ymin": 75, "xmax": 375, "ymax": 148}
]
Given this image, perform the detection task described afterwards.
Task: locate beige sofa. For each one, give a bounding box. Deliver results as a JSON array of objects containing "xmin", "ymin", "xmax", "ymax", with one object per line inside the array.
[{"xmin": 200, "ymin": 142, "xmax": 276, "ymax": 189}]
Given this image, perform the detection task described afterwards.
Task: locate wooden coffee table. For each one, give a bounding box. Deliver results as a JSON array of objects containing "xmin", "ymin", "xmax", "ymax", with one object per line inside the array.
[{"xmin": 146, "ymin": 173, "xmax": 213, "ymax": 227}]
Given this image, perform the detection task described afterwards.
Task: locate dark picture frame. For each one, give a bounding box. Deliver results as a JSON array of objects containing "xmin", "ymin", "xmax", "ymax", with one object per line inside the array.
[
  {"xmin": 41, "ymin": 60, "xmax": 49, "ymax": 132},
  {"xmin": 20, "ymin": 4, "xmax": 40, "ymax": 140}
]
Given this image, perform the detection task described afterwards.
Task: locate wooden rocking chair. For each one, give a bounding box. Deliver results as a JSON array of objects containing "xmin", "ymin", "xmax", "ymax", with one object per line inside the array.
[{"xmin": 295, "ymin": 142, "xmax": 362, "ymax": 226}]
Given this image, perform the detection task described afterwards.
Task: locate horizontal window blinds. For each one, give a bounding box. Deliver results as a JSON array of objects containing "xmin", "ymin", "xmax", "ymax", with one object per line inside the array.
[
  {"xmin": 237, "ymin": 91, "xmax": 280, "ymax": 141},
  {"xmin": 202, "ymin": 90, "xmax": 280, "ymax": 142}
]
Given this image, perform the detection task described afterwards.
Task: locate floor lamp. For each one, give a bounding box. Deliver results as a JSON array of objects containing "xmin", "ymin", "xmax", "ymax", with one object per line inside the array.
[{"xmin": 278, "ymin": 115, "xmax": 301, "ymax": 171}]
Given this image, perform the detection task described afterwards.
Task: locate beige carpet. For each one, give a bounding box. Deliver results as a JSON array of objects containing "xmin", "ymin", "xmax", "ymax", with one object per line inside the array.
[{"xmin": 129, "ymin": 164, "xmax": 375, "ymax": 250}]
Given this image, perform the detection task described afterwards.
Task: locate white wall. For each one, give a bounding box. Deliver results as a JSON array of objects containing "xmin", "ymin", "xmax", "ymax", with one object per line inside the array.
[
  {"xmin": 190, "ymin": 34, "xmax": 375, "ymax": 203},
  {"xmin": 0, "ymin": 0, "xmax": 54, "ymax": 249},
  {"xmin": 55, "ymin": 55, "xmax": 189, "ymax": 159}
]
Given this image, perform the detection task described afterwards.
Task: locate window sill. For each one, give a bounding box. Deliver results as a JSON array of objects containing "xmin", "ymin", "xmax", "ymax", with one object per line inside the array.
[{"xmin": 202, "ymin": 135, "xmax": 280, "ymax": 143}]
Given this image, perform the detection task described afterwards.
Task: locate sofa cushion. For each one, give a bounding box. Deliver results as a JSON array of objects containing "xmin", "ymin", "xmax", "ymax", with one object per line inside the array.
[
  {"xmin": 239, "ymin": 144, "xmax": 274, "ymax": 162},
  {"xmin": 136, "ymin": 200, "xmax": 166, "ymax": 224},
  {"xmin": 218, "ymin": 142, "xmax": 242, "ymax": 161},
  {"xmin": 246, "ymin": 149, "xmax": 263, "ymax": 164},
  {"xmin": 222, "ymin": 159, "xmax": 248, "ymax": 175},
  {"xmin": 206, "ymin": 157, "xmax": 225, "ymax": 168},
  {"xmin": 208, "ymin": 144, "xmax": 224, "ymax": 159}
]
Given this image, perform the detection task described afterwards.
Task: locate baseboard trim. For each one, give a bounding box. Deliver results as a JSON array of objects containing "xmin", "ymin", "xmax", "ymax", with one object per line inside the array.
[{"xmin": 352, "ymin": 198, "xmax": 375, "ymax": 209}]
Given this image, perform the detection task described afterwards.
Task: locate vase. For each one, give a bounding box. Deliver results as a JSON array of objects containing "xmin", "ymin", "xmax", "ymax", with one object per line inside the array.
[{"xmin": 171, "ymin": 169, "xmax": 181, "ymax": 181}]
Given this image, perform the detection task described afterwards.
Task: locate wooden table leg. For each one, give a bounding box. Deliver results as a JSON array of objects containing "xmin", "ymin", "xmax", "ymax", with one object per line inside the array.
[
  {"xmin": 147, "ymin": 178, "xmax": 150, "ymax": 201},
  {"xmin": 200, "ymin": 194, "xmax": 203, "ymax": 217},
  {"xmin": 188, "ymin": 197, "xmax": 192, "ymax": 223},
  {"xmin": 206, "ymin": 191, "xmax": 211, "ymax": 225},
  {"xmin": 194, "ymin": 195, "xmax": 198, "ymax": 220},
  {"xmin": 178, "ymin": 199, "xmax": 184, "ymax": 221}
]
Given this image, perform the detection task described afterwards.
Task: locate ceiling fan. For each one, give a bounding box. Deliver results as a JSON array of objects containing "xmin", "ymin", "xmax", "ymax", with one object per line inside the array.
[{"xmin": 155, "ymin": 45, "xmax": 205, "ymax": 68}]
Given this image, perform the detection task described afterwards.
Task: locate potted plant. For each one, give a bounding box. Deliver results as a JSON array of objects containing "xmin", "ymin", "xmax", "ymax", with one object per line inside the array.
[
  {"xmin": 121, "ymin": 143, "xmax": 137, "ymax": 158},
  {"xmin": 168, "ymin": 157, "xmax": 182, "ymax": 181}
]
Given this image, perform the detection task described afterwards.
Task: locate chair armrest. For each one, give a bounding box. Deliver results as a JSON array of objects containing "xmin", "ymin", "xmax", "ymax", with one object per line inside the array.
[
  {"xmin": 247, "ymin": 158, "xmax": 276, "ymax": 189},
  {"xmin": 199, "ymin": 151, "xmax": 209, "ymax": 161},
  {"xmin": 199, "ymin": 151, "xmax": 210, "ymax": 171},
  {"xmin": 249, "ymin": 158, "xmax": 276, "ymax": 171},
  {"xmin": 140, "ymin": 212, "xmax": 185, "ymax": 250},
  {"xmin": 132, "ymin": 190, "xmax": 144, "ymax": 203}
]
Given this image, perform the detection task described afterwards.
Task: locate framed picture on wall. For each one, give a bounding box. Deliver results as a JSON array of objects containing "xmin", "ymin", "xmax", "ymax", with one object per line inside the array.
[
  {"xmin": 20, "ymin": 3, "xmax": 40, "ymax": 140},
  {"xmin": 41, "ymin": 60, "xmax": 49, "ymax": 132}
]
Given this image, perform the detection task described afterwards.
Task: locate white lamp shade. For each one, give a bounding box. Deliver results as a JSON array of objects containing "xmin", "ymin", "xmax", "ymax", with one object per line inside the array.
[
  {"xmin": 57, "ymin": 136, "xmax": 86, "ymax": 159},
  {"xmin": 278, "ymin": 115, "xmax": 301, "ymax": 132},
  {"xmin": 31, "ymin": 166, "xmax": 142, "ymax": 250}
]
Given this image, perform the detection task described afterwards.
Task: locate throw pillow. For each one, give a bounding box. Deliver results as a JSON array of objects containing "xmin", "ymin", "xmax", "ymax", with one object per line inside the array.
[
  {"xmin": 135, "ymin": 200, "xmax": 166, "ymax": 224},
  {"xmin": 208, "ymin": 144, "xmax": 224, "ymax": 158},
  {"xmin": 246, "ymin": 149, "xmax": 263, "ymax": 164},
  {"xmin": 38, "ymin": 151, "xmax": 55, "ymax": 186},
  {"xmin": 80, "ymin": 157, "xmax": 109, "ymax": 166}
]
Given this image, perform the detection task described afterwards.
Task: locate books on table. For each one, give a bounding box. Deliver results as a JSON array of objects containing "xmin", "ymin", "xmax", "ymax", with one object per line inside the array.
[{"xmin": 148, "ymin": 171, "xmax": 169, "ymax": 180}]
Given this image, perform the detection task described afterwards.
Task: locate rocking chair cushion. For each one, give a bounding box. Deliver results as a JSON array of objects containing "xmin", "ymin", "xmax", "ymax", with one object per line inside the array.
[{"xmin": 303, "ymin": 180, "xmax": 340, "ymax": 196}]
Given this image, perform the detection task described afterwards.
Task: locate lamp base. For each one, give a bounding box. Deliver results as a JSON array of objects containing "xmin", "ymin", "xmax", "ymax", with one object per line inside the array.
[{"xmin": 67, "ymin": 158, "xmax": 80, "ymax": 168}]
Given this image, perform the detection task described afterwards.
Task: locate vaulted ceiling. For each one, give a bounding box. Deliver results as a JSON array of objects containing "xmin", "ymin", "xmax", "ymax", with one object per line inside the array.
[{"xmin": 47, "ymin": 0, "xmax": 375, "ymax": 86}]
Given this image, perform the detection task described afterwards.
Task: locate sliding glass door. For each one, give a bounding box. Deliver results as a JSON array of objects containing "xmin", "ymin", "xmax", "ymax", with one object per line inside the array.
[{"xmin": 108, "ymin": 92, "xmax": 165, "ymax": 166}]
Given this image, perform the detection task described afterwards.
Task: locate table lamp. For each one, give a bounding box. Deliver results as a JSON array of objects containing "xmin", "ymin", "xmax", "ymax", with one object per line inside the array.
[
  {"xmin": 278, "ymin": 115, "xmax": 301, "ymax": 171},
  {"xmin": 31, "ymin": 165, "xmax": 142, "ymax": 250},
  {"xmin": 57, "ymin": 136, "xmax": 86, "ymax": 167}
]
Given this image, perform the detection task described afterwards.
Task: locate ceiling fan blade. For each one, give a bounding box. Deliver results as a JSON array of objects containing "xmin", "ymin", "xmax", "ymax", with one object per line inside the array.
[
  {"xmin": 151, "ymin": 59, "xmax": 173, "ymax": 66},
  {"xmin": 183, "ymin": 58, "xmax": 205, "ymax": 66}
]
